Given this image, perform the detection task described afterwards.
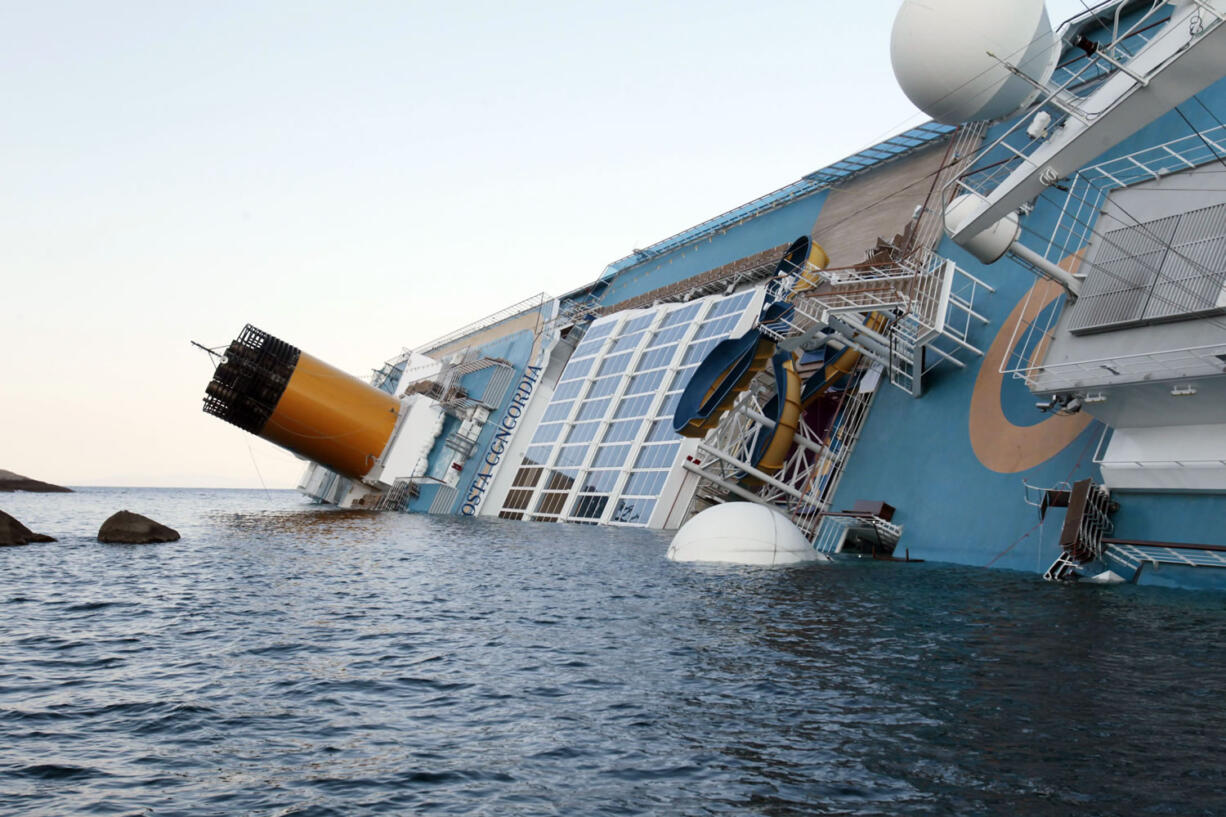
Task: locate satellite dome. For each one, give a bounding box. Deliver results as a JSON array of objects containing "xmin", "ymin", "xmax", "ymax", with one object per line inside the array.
[
  {"xmin": 667, "ymin": 502, "xmax": 828, "ymax": 566},
  {"xmin": 891, "ymin": 0, "xmax": 1060, "ymax": 124}
]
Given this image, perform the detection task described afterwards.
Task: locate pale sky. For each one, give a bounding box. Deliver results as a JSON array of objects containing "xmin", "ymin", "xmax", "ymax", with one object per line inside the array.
[{"xmin": 1, "ymin": 1, "xmax": 1091, "ymax": 488}]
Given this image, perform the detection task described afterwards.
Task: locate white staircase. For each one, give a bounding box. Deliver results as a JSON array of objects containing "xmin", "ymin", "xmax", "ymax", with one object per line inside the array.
[{"xmin": 762, "ymin": 248, "xmax": 994, "ymax": 397}]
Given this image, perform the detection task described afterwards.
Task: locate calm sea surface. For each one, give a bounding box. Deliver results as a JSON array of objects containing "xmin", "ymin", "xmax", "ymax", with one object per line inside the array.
[{"xmin": 2, "ymin": 487, "xmax": 1226, "ymax": 816}]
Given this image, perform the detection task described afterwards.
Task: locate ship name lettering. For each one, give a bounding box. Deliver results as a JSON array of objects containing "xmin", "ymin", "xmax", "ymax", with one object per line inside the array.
[{"xmin": 460, "ymin": 365, "xmax": 542, "ymax": 516}]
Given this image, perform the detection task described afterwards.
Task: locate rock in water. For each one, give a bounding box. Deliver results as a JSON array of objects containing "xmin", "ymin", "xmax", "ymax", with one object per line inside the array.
[
  {"xmin": 0, "ymin": 469, "xmax": 72, "ymax": 493},
  {"xmin": 0, "ymin": 511, "xmax": 56, "ymax": 546},
  {"xmin": 98, "ymin": 510, "xmax": 180, "ymax": 544}
]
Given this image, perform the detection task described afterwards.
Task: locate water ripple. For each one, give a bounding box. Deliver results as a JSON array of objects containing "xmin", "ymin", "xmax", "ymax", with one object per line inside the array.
[{"xmin": 2, "ymin": 488, "xmax": 1226, "ymax": 816}]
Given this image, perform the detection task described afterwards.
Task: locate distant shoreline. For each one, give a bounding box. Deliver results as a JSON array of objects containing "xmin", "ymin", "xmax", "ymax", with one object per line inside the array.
[{"xmin": 0, "ymin": 470, "xmax": 72, "ymax": 494}]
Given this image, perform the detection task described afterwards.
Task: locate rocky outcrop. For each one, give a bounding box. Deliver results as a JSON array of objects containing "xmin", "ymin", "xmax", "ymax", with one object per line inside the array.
[
  {"xmin": 98, "ymin": 511, "xmax": 180, "ymax": 544},
  {"xmin": 0, "ymin": 469, "xmax": 72, "ymax": 493},
  {"xmin": 0, "ymin": 511, "xmax": 56, "ymax": 546}
]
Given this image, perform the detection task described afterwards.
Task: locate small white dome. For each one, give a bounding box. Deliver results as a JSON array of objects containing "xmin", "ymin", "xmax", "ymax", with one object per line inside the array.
[
  {"xmin": 891, "ymin": 0, "xmax": 1060, "ymax": 124},
  {"xmin": 667, "ymin": 503, "xmax": 828, "ymax": 566}
]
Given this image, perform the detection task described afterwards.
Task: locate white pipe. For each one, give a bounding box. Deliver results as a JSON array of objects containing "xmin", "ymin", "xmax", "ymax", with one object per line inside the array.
[{"xmin": 1010, "ymin": 240, "xmax": 1082, "ymax": 297}]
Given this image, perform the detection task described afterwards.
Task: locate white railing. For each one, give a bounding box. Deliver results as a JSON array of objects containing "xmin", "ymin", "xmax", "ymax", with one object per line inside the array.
[
  {"xmin": 1006, "ymin": 338, "xmax": 1226, "ymax": 389},
  {"xmin": 950, "ymin": 2, "xmax": 1225, "ymax": 253},
  {"xmin": 414, "ymin": 292, "xmax": 551, "ymax": 354},
  {"xmin": 760, "ymin": 249, "xmax": 993, "ymax": 397},
  {"xmin": 954, "ymin": 3, "xmax": 1185, "ymax": 206},
  {"xmin": 1047, "ymin": 124, "xmax": 1226, "ymax": 266},
  {"xmin": 1106, "ymin": 542, "xmax": 1226, "ymax": 570},
  {"xmin": 994, "ymin": 122, "xmax": 1226, "ymax": 389},
  {"xmin": 812, "ymin": 513, "xmax": 904, "ymax": 555}
]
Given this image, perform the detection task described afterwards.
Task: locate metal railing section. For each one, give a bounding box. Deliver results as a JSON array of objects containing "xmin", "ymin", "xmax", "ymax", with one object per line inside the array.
[
  {"xmin": 812, "ymin": 513, "xmax": 904, "ymax": 555},
  {"xmin": 1047, "ymin": 124, "xmax": 1226, "ymax": 267},
  {"xmin": 1049, "ymin": 7, "xmax": 1171, "ymax": 94},
  {"xmin": 1106, "ymin": 541, "xmax": 1226, "ymax": 572},
  {"xmin": 413, "ymin": 292, "xmax": 551, "ymax": 355},
  {"xmin": 1006, "ymin": 336, "xmax": 1226, "ymax": 389},
  {"xmin": 760, "ymin": 249, "xmax": 992, "ymax": 397},
  {"xmin": 954, "ymin": 3, "xmax": 1182, "ymax": 207}
]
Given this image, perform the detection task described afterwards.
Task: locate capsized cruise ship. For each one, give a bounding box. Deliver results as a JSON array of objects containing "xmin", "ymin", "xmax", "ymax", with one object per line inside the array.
[{"xmin": 202, "ymin": 0, "xmax": 1226, "ymax": 590}]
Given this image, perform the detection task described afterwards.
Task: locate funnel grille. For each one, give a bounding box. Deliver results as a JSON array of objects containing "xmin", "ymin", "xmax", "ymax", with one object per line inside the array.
[{"xmin": 202, "ymin": 325, "xmax": 301, "ymax": 434}]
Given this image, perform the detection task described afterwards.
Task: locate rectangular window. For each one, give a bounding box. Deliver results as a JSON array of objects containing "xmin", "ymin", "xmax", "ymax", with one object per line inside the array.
[
  {"xmin": 503, "ymin": 488, "xmax": 535, "ymax": 511},
  {"xmin": 564, "ymin": 422, "xmax": 601, "ymax": 445},
  {"xmin": 603, "ymin": 420, "xmax": 640, "ymax": 443},
  {"xmin": 579, "ymin": 469, "xmax": 618, "ymax": 493},
  {"xmin": 555, "ymin": 445, "xmax": 588, "ymax": 468},
  {"xmin": 592, "ymin": 444, "xmax": 630, "ymax": 468},
  {"xmin": 659, "ymin": 302, "xmax": 704, "ymax": 328},
  {"xmin": 586, "ymin": 376, "xmax": 620, "ymax": 399},
  {"xmin": 609, "ymin": 332, "xmax": 646, "ymax": 354},
  {"xmin": 512, "ymin": 466, "xmax": 544, "ymax": 488},
  {"xmin": 570, "ymin": 494, "xmax": 609, "ymax": 520},
  {"xmin": 614, "ymin": 394, "xmax": 654, "ymax": 419},
  {"xmin": 669, "ymin": 366, "xmax": 698, "ymax": 392},
  {"xmin": 535, "ymin": 492, "xmax": 569, "ymax": 516},
  {"xmin": 623, "ymin": 470, "xmax": 667, "ymax": 497},
  {"xmin": 635, "ymin": 442, "xmax": 679, "ymax": 470},
  {"xmin": 524, "ymin": 445, "xmax": 553, "ymax": 466},
  {"xmin": 575, "ymin": 398, "xmax": 612, "ymax": 422},
  {"xmin": 625, "ymin": 369, "xmax": 666, "ymax": 396},
  {"xmin": 597, "ymin": 352, "xmax": 635, "ymax": 377},
  {"xmin": 540, "ymin": 401, "xmax": 574, "ymax": 423},
  {"xmin": 530, "ymin": 423, "xmax": 563, "ymax": 444},
  {"xmin": 682, "ymin": 339, "xmax": 718, "ymax": 365},
  {"xmin": 575, "ymin": 319, "xmax": 616, "ymax": 348},
  {"xmin": 646, "ymin": 324, "xmax": 687, "ymax": 349},
  {"xmin": 637, "ymin": 346, "xmax": 675, "ymax": 371},
  {"xmin": 559, "ymin": 356, "xmax": 595, "ymax": 382},
  {"xmin": 658, "ymin": 392, "xmax": 681, "ymax": 416},
  {"xmin": 610, "ymin": 497, "xmax": 656, "ymax": 525},
  {"xmin": 644, "ymin": 419, "xmax": 676, "ymax": 443},
  {"xmin": 552, "ymin": 380, "xmax": 583, "ymax": 402},
  {"xmin": 546, "ymin": 469, "xmax": 579, "ymax": 491},
  {"xmin": 622, "ymin": 313, "xmax": 656, "ymax": 335}
]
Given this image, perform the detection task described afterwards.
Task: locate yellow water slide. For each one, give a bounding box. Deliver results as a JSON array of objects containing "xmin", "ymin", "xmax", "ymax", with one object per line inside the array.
[
  {"xmin": 673, "ymin": 234, "xmax": 889, "ymax": 482},
  {"xmin": 673, "ymin": 237, "xmax": 832, "ymax": 440}
]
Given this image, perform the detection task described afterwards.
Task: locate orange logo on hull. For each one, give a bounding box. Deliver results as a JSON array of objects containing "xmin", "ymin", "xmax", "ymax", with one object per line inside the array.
[{"xmin": 969, "ymin": 278, "xmax": 1092, "ymax": 473}]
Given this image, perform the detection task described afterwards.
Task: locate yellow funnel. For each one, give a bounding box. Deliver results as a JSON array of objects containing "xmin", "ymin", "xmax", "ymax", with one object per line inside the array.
[{"xmin": 203, "ymin": 325, "xmax": 400, "ymax": 480}]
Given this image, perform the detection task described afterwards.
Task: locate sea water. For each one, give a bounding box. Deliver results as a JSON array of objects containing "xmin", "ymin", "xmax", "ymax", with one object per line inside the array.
[{"xmin": 2, "ymin": 487, "xmax": 1226, "ymax": 816}]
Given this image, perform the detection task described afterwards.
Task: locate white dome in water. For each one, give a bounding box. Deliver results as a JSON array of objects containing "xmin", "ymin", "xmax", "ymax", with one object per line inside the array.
[
  {"xmin": 891, "ymin": 0, "xmax": 1060, "ymax": 124},
  {"xmin": 667, "ymin": 503, "xmax": 828, "ymax": 566}
]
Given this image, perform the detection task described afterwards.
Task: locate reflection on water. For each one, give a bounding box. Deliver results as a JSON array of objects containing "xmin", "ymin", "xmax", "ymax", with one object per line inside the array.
[{"xmin": 2, "ymin": 488, "xmax": 1225, "ymax": 816}]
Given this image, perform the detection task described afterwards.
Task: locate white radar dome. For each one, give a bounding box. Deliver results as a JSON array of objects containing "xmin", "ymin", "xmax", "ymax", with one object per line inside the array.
[
  {"xmin": 667, "ymin": 502, "xmax": 829, "ymax": 566},
  {"xmin": 891, "ymin": 0, "xmax": 1060, "ymax": 124}
]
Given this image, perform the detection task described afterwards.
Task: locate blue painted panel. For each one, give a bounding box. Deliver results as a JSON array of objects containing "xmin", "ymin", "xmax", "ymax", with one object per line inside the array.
[
  {"xmin": 444, "ymin": 329, "xmax": 546, "ymax": 516},
  {"xmin": 1111, "ymin": 492, "xmax": 1226, "ymax": 546}
]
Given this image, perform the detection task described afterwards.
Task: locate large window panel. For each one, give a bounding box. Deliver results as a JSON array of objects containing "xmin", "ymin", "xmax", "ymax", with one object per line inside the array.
[{"xmin": 497, "ymin": 289, "xmax": 758, "ymax": 526}]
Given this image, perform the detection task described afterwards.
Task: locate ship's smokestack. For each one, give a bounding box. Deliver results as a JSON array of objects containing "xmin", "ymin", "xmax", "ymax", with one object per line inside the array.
[{"xmin": 202, "ymin": 325, "xmax": 400, "ymax": 480}]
